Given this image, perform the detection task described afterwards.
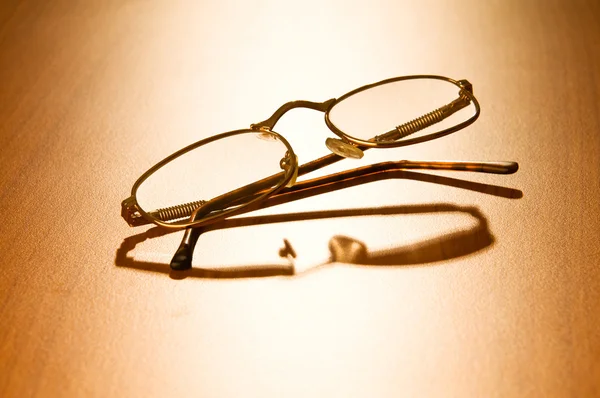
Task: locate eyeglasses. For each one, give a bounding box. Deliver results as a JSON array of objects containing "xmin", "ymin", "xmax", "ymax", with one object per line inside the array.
[{"xmin": 121, "ymin": 75, "xmax": 518, "ymax": 270}]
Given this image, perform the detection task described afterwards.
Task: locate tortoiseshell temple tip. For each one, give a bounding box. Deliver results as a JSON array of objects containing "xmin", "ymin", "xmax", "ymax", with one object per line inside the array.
[
  {"xmin": 170, "ymin": 244, "xmax": 193, "ymax": 270},
  {"xmin": 491, "ymin": 161, "xmax": 519, "ymax": 174},
  {"xmin": 171, "ymin": 244, "xmax": 192, "ymax": 271},
  {"xmin": 507, "ymin": 162, "xmax": 519, "ymax": 174},
  {"xmin": 171, "ymin": 227, "xmax": 201, "ymax": 270}
]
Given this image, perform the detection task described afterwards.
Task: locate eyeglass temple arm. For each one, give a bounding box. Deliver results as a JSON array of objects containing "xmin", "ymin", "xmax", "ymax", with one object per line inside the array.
[
  {"xmin": 243, "ymin": 160, "xmax": 519, "ymax": 209},
  {"xmin": 250, "ymin": 99, "xmax": 336, "ymax": 130},
  {"xmin": 169, "ymin": 159, "xmax": 518, "ymax": 270},
  {"xmin": 145, "ymin": 155, "xmax": 517, "ymax": 226},
  {"xmin": 193, "ymin": 159, "xmax": 518, "ymax": 221}
]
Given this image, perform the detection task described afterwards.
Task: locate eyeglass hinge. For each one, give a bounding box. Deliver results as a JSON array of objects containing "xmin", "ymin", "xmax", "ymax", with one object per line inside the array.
[
  {"xmin": 121, "ymin": 196, "xmax": 148, "ymax": 227},
  {"xmin": 250, "ymin": 124, "xmax": 271, "ymax": 132},
  {"xmin": 457, "ymin": 79, "xmax": 473, "ymax": 94}
]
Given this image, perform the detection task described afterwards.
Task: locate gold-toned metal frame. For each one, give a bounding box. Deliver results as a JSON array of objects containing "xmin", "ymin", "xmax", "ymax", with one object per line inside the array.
[{"xmin": 122, "ymin": 75, "xmax": 506, "ymax": 237}]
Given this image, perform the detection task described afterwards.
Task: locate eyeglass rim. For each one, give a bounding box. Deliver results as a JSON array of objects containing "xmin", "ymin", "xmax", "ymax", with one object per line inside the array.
[
  {"xmin": 323, "ymin": 74, "xmax": 481, "ymax": 148},
  {"xmin": 124, "ymin": 75, "xmax": 480, "ymax": 229},
  {"xmin": 128, "ymin": 129, "xmax": 298, "ymax": 229}
]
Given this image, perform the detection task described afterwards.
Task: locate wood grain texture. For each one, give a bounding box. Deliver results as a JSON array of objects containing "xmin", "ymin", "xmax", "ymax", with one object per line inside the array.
[{"xmin": 1, "ymin": 0, "xmax": 599, "ymax": 397}]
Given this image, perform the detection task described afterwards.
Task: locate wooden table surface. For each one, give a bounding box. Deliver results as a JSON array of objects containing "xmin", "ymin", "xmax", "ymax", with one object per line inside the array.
[{"xmin": 1, "ymin": 1, "xmax": 599, "ymax": 397}]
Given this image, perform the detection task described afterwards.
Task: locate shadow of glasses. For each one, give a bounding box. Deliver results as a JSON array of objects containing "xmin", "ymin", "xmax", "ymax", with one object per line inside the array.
[{"xmin": 115, "ymin": 204, "xmax": 491, "ymax": 279}]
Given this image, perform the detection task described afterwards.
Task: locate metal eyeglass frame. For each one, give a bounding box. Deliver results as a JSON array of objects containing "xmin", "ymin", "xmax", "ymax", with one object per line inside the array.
[{"xmin": 121, "ymin": 74, "xmax": 518, "ymax": 242}]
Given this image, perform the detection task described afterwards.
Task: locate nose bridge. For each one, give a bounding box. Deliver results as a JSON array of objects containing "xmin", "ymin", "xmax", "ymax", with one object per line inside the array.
[{"xmin": 250, "ymin": 98, "xmax": 337, "ymax": 130}]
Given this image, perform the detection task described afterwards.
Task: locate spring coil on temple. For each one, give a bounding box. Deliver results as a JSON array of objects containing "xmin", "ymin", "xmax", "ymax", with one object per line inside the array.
[
  {"xmin": 153, "ymin": 200, "xmax": 207, "ymax": 222},
  {"xmin": 374, "ymin": 92, "xmax": 471, "ymax": 143},
  {"xmin": 395, "ymin": 107, "xmax": 447, "ymax": 139}
]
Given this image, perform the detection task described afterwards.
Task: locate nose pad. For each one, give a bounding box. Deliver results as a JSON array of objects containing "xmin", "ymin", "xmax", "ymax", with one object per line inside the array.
[
  {"xmin": 325, "ymin": 138, "xmax": 364, "ymax": 159},
  {"xmin": 280, "ymin": 152, "xmax": 299, "ymax": 187},
  {"xmin": 286, "ymin": 159, "xmax": 298, "ymax": 187}
]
